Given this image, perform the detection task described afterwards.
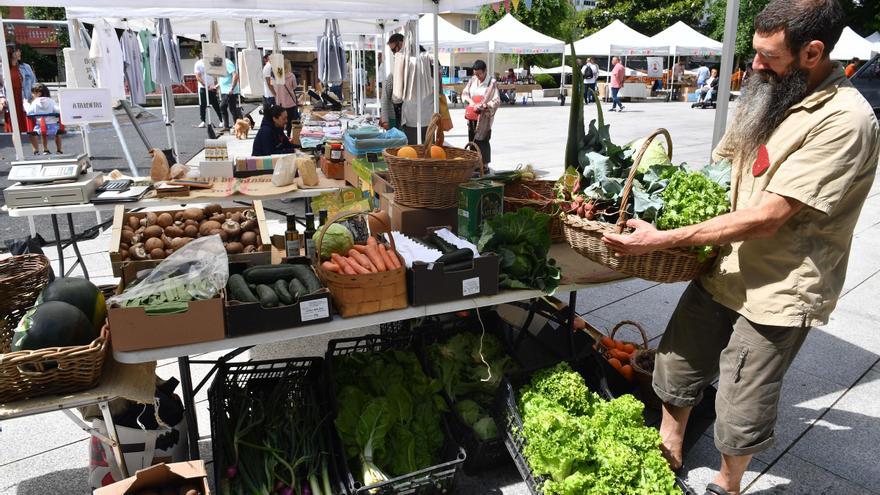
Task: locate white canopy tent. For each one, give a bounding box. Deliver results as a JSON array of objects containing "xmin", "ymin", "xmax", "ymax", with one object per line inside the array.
[
  {"xmin": 474, "ymin": 14, "xmax": 565, "ymax": 89},
  {"xmin": 649, "ymin": 21, "xmax": 722, "ymax": 57},
  {"xmin": 868, "ymin": 32, "xmax": 880, "ymax": 44},
  {"xmin": 573, "ymin": 20, "xmax": 667, "ymax": 56},
  {"xmin": 830, "ymin": 27, "xmax": 878, "ymax": 61},
  {"xmin": 418, "ymin": 13, "xmax": 489, "ymax": 53}
]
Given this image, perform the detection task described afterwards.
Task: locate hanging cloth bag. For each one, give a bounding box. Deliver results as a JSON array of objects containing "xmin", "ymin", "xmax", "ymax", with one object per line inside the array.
[
  {"xmin": 239, "ymin": 18, "xmax": 265, "ymax": 98},
  {"xmin": 269, "ymin": 31, "xmax": 287, "ymax": 86},
  {"xmin": 203, "ymin": 21, "xmax": 228, "ymax": 77}
]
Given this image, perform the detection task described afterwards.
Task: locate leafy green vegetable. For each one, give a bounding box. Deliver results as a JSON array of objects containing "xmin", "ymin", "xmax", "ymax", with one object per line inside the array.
[
  {"xmin": 516, "ymin": 363, "xmax": 678, "ymax": 495},
  {"xmin": 333, "ymin": 349, "xmax": 447, "ymax": 482},
  {"xmin": 473, "ymin": 416, "xmax": 499, "ymax": 441},
  {"xmin": 455, "ymin": 399, "xmax": 483, "ymax": 426},
  {"xmin": 314, "ymin": 223, "xmax": 354, "ymax": 261},
  {"xmin": 656, "ymin": 168, "xmax": 731, "ymax": 261},
  {"xmin": 476, "ymin": 208, "xmax": 561, "ymax": 294},
  {"xmin": 629, "ymin": 137, "xmax": 673, "ymax": 173}
]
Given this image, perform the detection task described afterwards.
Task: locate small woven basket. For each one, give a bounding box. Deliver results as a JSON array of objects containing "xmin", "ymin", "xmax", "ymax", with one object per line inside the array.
[
  {"xmin": 314, "ymin": 211, "xmax": 408, "ymax": 318},
  {"xmin": 631, "ymin": 347, "xmax": 662, "ymax": 409},
  {"xmin": 562, "ymin": 128, "xmax": 715, "ymax": 283},
  {"xmin": 384, "ymin": 114, "xmax": 483, "ymax": 209},
  {"xmin": 0, "ymin": 325, "xmax": 109, "ymax": 404},
  {"xmin": 597, "ymin": 320, "xmax": 650, "ymax": 357},
  {"xmin": 503, "ymin": 179, "xmax": 565, "ymax": 242},
  {"xmin": 0, "ymin": 255, "xmax": 51, "ymax": 354}
]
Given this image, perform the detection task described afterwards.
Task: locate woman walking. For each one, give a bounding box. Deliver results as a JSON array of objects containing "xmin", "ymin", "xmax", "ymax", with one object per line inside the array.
[{"xmin": 462, "ymin": 60, "xmax": 499, "ymax": 168}]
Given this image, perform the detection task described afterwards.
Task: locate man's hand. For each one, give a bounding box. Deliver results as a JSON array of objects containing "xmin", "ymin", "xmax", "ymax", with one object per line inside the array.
[{"xmin": 602, "ymin": 219, "xmax": 669, "ymax": 256}]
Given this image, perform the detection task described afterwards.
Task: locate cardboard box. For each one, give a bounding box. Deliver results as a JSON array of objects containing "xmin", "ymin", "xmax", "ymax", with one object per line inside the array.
[
  {"xmin": 407, "ymin": 253, "xmax": 500, "ymax": 306},
  {"xmin": 458, "ymin": 181, "xmax": 504, "ymax": 243},
  {"xmin": 344, "ymin": 157, "xmax": 359, "ymax": 188},
  {"xmin": 371, "ymin": 170, "xmax": 394, "ymax": 195},
  {"xmin": 107, "ymin": 263, "xmax": 226, "ymax": 352},
  {"xmin": 224, "ymin": 258, "xmax": 333, "ymax": 337},
  {"xmin": 95, "ymin": 461, "xmax": 210, "ymax": 495},
  {"xmin": 381, "ymin": 193, "xmax": 458, "ymax": 238},
  {"xmin": 320, "ymin": 155, "xmax": 345, "ymax": 180},
  {"xmin": 109, "ymin": 203, "xmax": 271, "ymax": 277}
]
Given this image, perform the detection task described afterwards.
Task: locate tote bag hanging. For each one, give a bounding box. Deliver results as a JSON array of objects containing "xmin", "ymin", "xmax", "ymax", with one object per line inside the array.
[
  {"xmin": 239, "ymin": 18, "xmax": 265, "ymax": 98},
  {"xmin": 203, "ymin": 21, "xmax": 228, "ymax": 77},
  {"xmin": 268, "ymin": 31, "xmax": 287, "ymax": 86},
  {"xmin": 318, "ymin": 19, "xmax": 345, "ymax": 85}
]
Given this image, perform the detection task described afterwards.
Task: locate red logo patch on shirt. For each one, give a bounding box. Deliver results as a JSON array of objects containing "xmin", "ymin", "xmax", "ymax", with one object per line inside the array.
[{"xmin": 752, "ymin": 145, "xmax": 770, "ymax": 177}]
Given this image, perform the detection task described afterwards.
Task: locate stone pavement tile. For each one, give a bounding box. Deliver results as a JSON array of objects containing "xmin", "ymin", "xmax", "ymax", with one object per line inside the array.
[
  {"xmin": 0, "ymin": 439, "xmax": 91, "ymax": 495},
  {"xmin": 683, "ymin": 434, "xmax": 767, "ymax": 494},
  {"xmin": 826, "ymin": 296, "xmax": 880, "ymax": 358},
  {"xmin": 790, "ymin": 326, "xmax": 879, "ymax": 387},
  {"xmin": 587, "ymin": 282, "xmax": 688, "ymax": 342},
  {"xmin": 574, "ymin": 284, "xmax": 636, "ymax": 314},
  {"xmin": 754, "ymin": 367, "xmax": 846, "ymax": 464},
  {"xmin": 840, "ymin": 229, "xmax": 880, "ymax": 294},
  {"xmin": 745, "ymin": 453, "xmax": 876, "ymax": 495},
  {"xmin": 790, "ymin": 370, "xmax": 880, "ymax": 490},
  {"xmin": 0, "ymin": 411, "xmax": 88, "ymax": 465}
]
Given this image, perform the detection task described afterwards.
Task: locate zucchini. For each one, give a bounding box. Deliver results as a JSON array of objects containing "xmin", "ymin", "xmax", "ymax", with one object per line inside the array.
[
  {"xmin": 289, "ymin": 279, "xmax": 308, "ymax": 298},
  {"xmin": 291, "ymin": 265, "xmax": 321, "ymax": 293},
  {"xmin": 436, "ymin": 248, "xmax": 474, "ymax": 265},
  {"xmin": 427, "ymin": 233, "xmax": 458, "ymax": 254},
  {"xmin": 274, "ymin": 279, "xmax": 294, "ymax": 305},
  {"xmin": 243, "ymin": 265, "xmax": 301, "ymax": 284},
  {"xmin": 228, "ymin": 274, "xmax": 259, "ymax": 303},
  {"xmin": 255, "ymin": 284, "xmax": 279, "ymax": 308}
]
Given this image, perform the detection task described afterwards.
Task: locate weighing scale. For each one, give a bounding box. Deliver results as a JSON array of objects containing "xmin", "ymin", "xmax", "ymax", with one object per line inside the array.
[
  {"xmin": 4, "ymin": 154, "xmax": 103, "ymax": 208},
  {"xmin": 8, "ymin": 153, "xmax": 90, "ymax": 183}
]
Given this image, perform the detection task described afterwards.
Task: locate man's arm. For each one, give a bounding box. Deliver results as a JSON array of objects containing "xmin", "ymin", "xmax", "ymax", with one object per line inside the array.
[
  {"xmin": 602, "ymin": 191, "xmax": 804, "ymax": 256},
  {"xmin": 266, "ymin": 76, "xmax": 276, "ymax": 96},
  {"xmin": 231, "ymin": 72, "xmax": 240, "ymax": 93}
]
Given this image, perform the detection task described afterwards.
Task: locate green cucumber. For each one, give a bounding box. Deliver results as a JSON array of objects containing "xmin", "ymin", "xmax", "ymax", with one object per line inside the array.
[
  {"xmin": 228, "ymin": 274, "xmax": 259, "ymax": 303},
  {"xmin": 288, "ymin": 279, "xmax": 308, "ymax": 298},
  {"xmin": 274, "ymin": 279, "xmax": 294, "ymax": 305},
  {"xmin": 291, "ymin": 265, "xmax": 321, "ymax": 293},
  {"xmin": 243, "ymin": 265, "xmax": 301, "ymax": 284},
  {"xmin": 255, "ymin": 284, "xmax": 279, "ymax": 308},
  {"xmin": 428, "ymin": 233, "xmax": 458, "ymax": 254},
  {"xmin": 436, "ymin": 248, "xmax": 474, "ymax": 265}
]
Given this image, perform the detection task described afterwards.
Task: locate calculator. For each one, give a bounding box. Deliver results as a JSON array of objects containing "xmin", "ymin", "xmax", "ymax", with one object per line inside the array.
[{"xmin": 95, "ymin": 179, "xmax": 132, "ymax": 193}]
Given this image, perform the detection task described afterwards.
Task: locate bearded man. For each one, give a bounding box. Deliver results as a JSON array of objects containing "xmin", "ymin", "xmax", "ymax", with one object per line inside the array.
[{"xmin": 603, "ymin": 1, "xmax": 879, "ymax": 494}]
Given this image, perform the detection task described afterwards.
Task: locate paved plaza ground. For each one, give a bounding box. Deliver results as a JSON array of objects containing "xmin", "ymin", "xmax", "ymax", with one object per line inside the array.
[{"xmin": 1, "ymin": 97, "xmax": 879, "ymax": 494}]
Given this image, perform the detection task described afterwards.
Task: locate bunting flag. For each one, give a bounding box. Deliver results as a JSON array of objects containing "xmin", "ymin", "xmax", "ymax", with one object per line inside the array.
[
  {"xmin": 504, "ymin": 0, "xmax": 511, "ymax": 12},
  {"xmin": 511, "ymin": 0, "xmax": 520, "ymax": 10},
  {"xmin": 524, "ymin": 0, "xmax": 533, "ymax": 9},
  {"xmin": 492, "ymin": 1, "xmax": 501, "ymax": 12}
]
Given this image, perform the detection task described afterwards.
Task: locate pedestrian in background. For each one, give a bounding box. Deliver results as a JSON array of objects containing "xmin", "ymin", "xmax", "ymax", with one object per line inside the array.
[
  {"xmin": 262, "ymin": 54, "xmax": 277, "ymax": 110},
  {"xmin": 194, "ymin": 56, "xmax": 221, "ymax": 128},
  {"xmin": 845, "ymin": 57, "xmax": 860, "ymax": 77},
  {"xmin": 1, "ymin": 46, "xmax": 36, "ymax": 140},
  {"xmin": 462, "ymin": 59, "xmax": 500, "ymax": 168},
  {"xmin": 218, "ymin": 57, "xmax": 242, "ymax": 131},
  {"xmin": 583, "ymin": 57, "xmax": 599, "ymax": 103},
  {"xmin": 609, "ymin": 56, "xmax": 625, "ymax": 112}
]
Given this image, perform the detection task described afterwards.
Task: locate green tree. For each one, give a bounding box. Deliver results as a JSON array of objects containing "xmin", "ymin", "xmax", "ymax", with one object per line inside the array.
[
  {"xmin": 705, "ymin": 0, "xmax": 769, "ymax": 61},
  {"xmin": 23, "ymin": 7, "xmax": 69, "ymax": 48},
  {"xmin": 17, "ymin": 44, "xmax": 58, "ymax": 81},
  {"xmin": 577, "ymin": 0, "xmax": 707, "ymax": 37},
  {"xmin": 479, "ymin": 0, "xmax": 576, "ymax": 69}
]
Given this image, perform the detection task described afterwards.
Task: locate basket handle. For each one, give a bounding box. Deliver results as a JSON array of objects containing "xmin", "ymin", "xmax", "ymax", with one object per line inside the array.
[
  {"xmin": 314, "ymin": 210, "xmax": 398, "ymax": 264},
  {"xmin": 464, "ymin": 142, "xmax": 485, "ymax": 177},
  {"xmin": 422, "ymin": 113, "xmax": 443, "ymax": 156},
  {"xmin": 609, "ymin": 320, "xmax": 650, "ymax": 349},
  {"xmin": 615, "ymin": 128, "xmax": 673, "ymax": 234}
]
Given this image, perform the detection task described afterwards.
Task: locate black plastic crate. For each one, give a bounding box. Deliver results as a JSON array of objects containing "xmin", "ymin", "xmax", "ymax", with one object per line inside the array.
[
  {"xmin": 208, "ymin": 357, "xmax": 349, "ymax": 495},
  {"xmin": 325, "ymin": 333, "xmax": 466, "ymax": 495}
]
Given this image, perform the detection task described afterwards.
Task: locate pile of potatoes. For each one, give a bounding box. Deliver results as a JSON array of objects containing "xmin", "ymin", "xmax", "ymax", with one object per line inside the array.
[{"xmin": 119, "ymin": 204, "xmax": 264, "ymax": 261}]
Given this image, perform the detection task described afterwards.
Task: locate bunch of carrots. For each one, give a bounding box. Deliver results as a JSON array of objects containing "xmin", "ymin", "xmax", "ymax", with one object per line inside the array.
[
  {"xmin": 599, "ymin": 336, "xmax": 636, "ymax": 382},
  {"xmin": 321, "ymin": 236, "xmax": 402, "ymax": 275}
]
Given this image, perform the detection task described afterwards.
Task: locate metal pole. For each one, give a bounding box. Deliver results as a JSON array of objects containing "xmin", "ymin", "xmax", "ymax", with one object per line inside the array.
[
  {"xmin": 432, "ymin": 6, "xmax": 440, "ymax": 114},
  {"xmin": 712, "ymin": 0, "xmax": 740, "ymax": 151},
  {"xmin": 111, "ymin": 115, "xmax": 139, "ymax": 177},
  {"xmin": 0, "ymin": 13, "xmax": 25, "ymax": 160},
  {"xmin": 66, "ymin": 14, "xmax": 94, "ymax": 156},
  {"xmin": 416, "ymin": 19, "xmax": 422, "ymax": 145},
  {"xmin": 375, "ymin": 33, "xmax": 380, "ymax": 114}
]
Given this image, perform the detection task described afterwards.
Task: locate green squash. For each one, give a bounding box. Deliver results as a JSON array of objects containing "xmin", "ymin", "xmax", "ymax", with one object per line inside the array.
[
  {"xmin": 11, "ymin": 301, "xmax": 97, "ymax": 351},
  {"xmin": 37, "ymin": 277, "xmax": 107, "ymax": 329}
]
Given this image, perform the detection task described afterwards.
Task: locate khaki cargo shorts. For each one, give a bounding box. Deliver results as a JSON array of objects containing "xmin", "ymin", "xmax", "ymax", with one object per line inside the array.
[{"xmin": 653, "ymin": 282, "xmax": 810, "ymax": 456}]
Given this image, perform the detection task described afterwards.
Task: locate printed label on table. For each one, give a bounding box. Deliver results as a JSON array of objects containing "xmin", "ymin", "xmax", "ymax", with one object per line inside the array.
[
  {"xmin": 462, "ymin": 277, "xmax": 481, "ymax": 297},
  {"xmin": 300, "ymin": 298, "xmax": 330, "ymax": 322}
]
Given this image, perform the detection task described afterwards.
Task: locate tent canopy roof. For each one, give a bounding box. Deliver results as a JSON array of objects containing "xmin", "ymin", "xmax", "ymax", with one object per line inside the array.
[
  {"xmin": 418, "ymin": 13, "xmax": 489, "ymax": 52},
  {"xmin": 574, "ymin": 20, "xmax": 667, "ymax": 56},
  {"xmin": 649, "ymin": 21, "xmax": 722, "ymax": 56},
  {"xmin": 829, "ymin": 27, "xmax": 878, "ymax": 61},
  {"xmin": 474, "ymin": 14, "xmax": 564, "ymax": 54},
  {"xmin": 865, "ymin": 31, "xmax": 880, "ymax": 44}
]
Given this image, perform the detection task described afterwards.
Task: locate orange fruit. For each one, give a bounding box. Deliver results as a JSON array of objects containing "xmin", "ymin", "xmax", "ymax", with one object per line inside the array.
[
  {"xmin": 429, "ymin": 145, "xmax": 447, "ymax": 159},
  {"xmin": 397, "ymin": 146, "xmax": 418, "ymax": 158}
]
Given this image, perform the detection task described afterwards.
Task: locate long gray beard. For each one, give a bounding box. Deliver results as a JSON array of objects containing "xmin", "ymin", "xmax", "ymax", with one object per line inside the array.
[{"xmin": 727, "ymin": 67, "xmax": 810, "ymax": 165}]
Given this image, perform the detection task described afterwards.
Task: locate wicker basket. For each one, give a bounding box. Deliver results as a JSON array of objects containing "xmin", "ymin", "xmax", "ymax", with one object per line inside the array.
[
  {"xmin": 314, "ymin": 211, "xmax": 407, "ymax": 318},
  {"xmin": 631, "ymin": 348, "xmax": 662, "ymax": 409},
  {"xmin": 597, "ymin": 320, "xmax": 650, "ymax": 357},
  {"xmin": 562, "ymin": 128, "xmax": 715, "ymax": 283},
  {"xmin": 384, "ymin": 113, "xmax": 483, "ymax": 209},
  {"xmin": 0, "ymin": 325, "xmax": 109, "ymax": 403},
  {"xmin": 503, "ymin": 179, "xmax": 565, "ymax": 242},
  {"xmin": 0, "ymin": 255, "xmax": 51, "ymax": 354}
]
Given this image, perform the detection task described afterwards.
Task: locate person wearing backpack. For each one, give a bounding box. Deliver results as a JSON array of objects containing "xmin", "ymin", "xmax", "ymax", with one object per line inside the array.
[{"xmin": 582, "ymin": 57, "xmax": 599, "ymax": 103}]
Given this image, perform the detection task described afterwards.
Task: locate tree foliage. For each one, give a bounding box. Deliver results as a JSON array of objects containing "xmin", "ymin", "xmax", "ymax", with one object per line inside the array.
[
  {"xmin": 479, "ymin": 0, "xmax": 576, "ymax": 69},
  {"xmin": 22, "ymin": 7, "xmax": 69, "ymax": 50},
  {"xmin": 576, "ymin": 0, "xmax": 706, "ymax": 37}
]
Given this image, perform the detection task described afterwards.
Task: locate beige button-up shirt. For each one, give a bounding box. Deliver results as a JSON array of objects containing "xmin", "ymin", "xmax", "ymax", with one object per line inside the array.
[{"xmin": 702, "ymin": 64, "xmax": 880, "ymax": 327}]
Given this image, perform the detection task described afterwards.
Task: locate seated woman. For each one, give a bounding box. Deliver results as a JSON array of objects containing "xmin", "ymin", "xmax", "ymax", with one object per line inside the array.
[
  {"xmin": 252, "ymin": 105, "xmax": 296, "ymax": 156},
  {"xmin": 692, "ymin": 68, "xmax": 719, "ymax": 108}
]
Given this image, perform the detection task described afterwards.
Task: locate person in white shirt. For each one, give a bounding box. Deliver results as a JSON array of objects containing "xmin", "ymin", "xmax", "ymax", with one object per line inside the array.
[
  {"xmin": 262, "ymin": 55, "xmax": 276, "ymax": 109},
  {"xmin": 194, "ymin": 58, "xmax": 221, "ymax": 128},
  {"xmin": 582, "ymin": 57, "xmax": 599, "ymax": 103},
  {"xmin": 24, "ymin": 84, "xmax": 63, "ymax": 155}
]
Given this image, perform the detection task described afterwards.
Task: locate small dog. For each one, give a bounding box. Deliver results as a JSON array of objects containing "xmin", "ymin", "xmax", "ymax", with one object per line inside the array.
[{"xmin": 233, "ymin": 118, "xmax": 251, "ymax": 140}]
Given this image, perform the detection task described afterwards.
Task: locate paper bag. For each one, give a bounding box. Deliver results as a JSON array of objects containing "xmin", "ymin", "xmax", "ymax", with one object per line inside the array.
[
  {"xmin": 271, "ymin": 154, "xmax": 297, "ymax": 187},
  {"xmin": 296, "ymin": 155, "xmax": 319, "ymax": 186}
]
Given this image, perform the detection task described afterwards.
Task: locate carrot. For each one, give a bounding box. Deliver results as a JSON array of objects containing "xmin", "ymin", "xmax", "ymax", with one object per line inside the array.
[
  {"xmin": 346, "ymin": 255, "xmax": 371, "ymax": 274},
  {"xmin": 614, "ymin": 340, "xmax": 628, "ymax": 351},
  {"xmin": 622, "ymin": 343, "xmax": 636, "ymax": 354},
  {"xmin": 367, "ymin": 236, "xmax": 379, "ymax": 247},
  {"xmin": 352, "ymin": 244, "xmax": 369, "ymax": 254},
  {"xmin": 609, "ymin": 349, "xmax": 631, "ymax": 361},
  {"xmin": 620, "ymin": 364, "xmax": 634, "ymax": 382},
  {"xmin": 321, "ymin": 261, "xmax": 341, "ymax": 273},
  {"xmin": 608, "ymin": 358, "xmax": 623, "ymax": 371},
  {"xmin": 379, "ymin": 244, "xmax": 397, "ymax": 270},
  {"xmin": 349, "ymin": 249, "xmax": 377, "ymax": 273},
  {"xmin": 331, "ymin": 253, "xmax": 357, "ymax": 275},
  {"xmin": 364, "ymin": 243, "xmax": 387, "ymax": 272},
  {"xmin": 385, "ymin": 247, "xmax": 402, "ymax": 269},
  {"xmin": 600, "ymin": 336, "xmax": 615, "ymax": 349}
]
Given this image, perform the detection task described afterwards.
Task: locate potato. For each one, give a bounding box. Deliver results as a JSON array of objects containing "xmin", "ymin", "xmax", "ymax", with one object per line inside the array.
[
  {"xmin": 241, "ymin": 231, "xmax": 257, "ymax": 246},
  {"xmin": 150, "ymin": 248, "xmax": 166, "ymax": 259},
  {"xmin": 144, "ymin": 212, "xmax": 158, "ymax": 226},
  {"xmin": 198, "ymin": 220, "xmax": 222, "ymax": 236},
  {"xmin": 127, "ymin": 215, "xmax": 140, "ymax": 230},
  {"xmin": 184, "ymin": 225, "xmax": 199, "ymax": 238},
  {"xmin": 226, "ymin": 242, "xmax": 244, "ymax": 254},
  {"xmin": 204, "ymin": 203, "xmax": 223, "ymax": 216},
  {"xmin": 165, "ymin": 225, "xmax": 184, "ymax": 238},
  {"xmin": 121, "ymin": 229, "xmax": 135, "ymax": 244},
  {"xmin": 157, "ymin": 212, "xmax": 174, "ymax": 228},
  {"xmin": 144, "ymin": 225, "xmax": 163, "ymax": 238},
  {"xmin": 182, "ymin": 207, "xmax": 205, "ymax": 221},
  {"xmin": 144, "ymin": 237, "xmax": 164, "ymax": 252}
]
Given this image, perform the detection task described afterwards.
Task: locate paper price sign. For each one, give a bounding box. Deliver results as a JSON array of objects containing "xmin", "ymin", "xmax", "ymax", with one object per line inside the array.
[
  {"xmin": 300, "ymin": 298, "xmax": 330, "ymax": 322},
  {"xmin": 59, "ymin": 88, "xmax": 113, "ymax": 125}
]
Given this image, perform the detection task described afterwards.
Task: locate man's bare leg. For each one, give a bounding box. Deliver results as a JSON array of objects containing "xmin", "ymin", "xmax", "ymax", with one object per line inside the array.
[{"xmin": 659, "ymin": 402, "xmax": 692, "ymax": 470}]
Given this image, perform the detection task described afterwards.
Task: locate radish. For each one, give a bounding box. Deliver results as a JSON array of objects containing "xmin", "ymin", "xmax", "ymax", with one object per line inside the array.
[{"xmin": 225, "ymin": 465, "xmax": 238, "ymax": 479}]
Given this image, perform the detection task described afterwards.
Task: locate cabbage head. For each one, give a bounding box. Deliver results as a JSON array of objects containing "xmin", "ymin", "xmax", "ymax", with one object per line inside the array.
[
  {"xmin": 314, "ymin": 223, "xmax": 354, "ymax": 260},
  {"xmin": 629, "ymin": 137, "xmax": 672, "ymax": 173}
]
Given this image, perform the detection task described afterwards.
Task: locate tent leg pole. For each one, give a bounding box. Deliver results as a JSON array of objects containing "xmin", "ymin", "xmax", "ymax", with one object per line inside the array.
[
  {"xmin": 433, "ymin": 3, "xmax": 440, "ymax": 114},
  {"xmin": 111, "ymin": 114, "xmax": 139, "ymax": 177},
  {"xmin": 416, "ymin": 19, "xmax": 422, "ymax": 145},
  {"xmin": 712, "ymin": 0, "xmax": 740, "ymax": 152}
]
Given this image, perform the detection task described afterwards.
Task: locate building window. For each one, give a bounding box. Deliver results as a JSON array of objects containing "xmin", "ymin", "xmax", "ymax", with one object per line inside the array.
[{"xmin": 464, "ymin": 19, "xmax": 480, "ymax": 34}]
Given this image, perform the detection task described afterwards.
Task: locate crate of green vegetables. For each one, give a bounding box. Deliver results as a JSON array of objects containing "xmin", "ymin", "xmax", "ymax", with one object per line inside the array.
[
  {"xmin": 495, "ymin": 359, "xmax": 690, "ymax": 495},
  {"xmin": 224, "ymin": 257, "xmax": 332, "ymax": 337},
  {"xmin": 325, "ymin": 334, "xmax": 466, "ymax": 495},
  {"xmin": 208, "ymin": 357, "xmax": 348, "ymax": 495}
]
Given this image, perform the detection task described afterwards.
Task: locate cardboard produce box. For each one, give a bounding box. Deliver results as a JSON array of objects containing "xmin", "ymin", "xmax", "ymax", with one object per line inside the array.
[
  {"xmin": 95, "ymin": 461, "xmax": 210, "ymax": 495},
  {"xmin": 407, "ymin": 253, "xmax": 500, "ymax": 306},
  {"xmin": 371, "ymin": 170, "xmax": 394, "ymax": 195},
  {"xmin": 224, "ymin": 258, "xmax": 333, "ymax": 337},
  {"xmin": 458, "ymin": 181, "xmax": 504, "ymax": 243},
  {"xmin": 380, "ymin": 192, "xmax": 457, "ymax": 238},
  {"xmin": 107, "ymin": 263, "xmax": 226, "ymax": 352},
  {"xmin": 320, "ymin": 155, "xmax": 345, "ymax": 180},
  {"xmin": 109, "ymin": 203, "xmax": 271, "ymax": 277}
]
